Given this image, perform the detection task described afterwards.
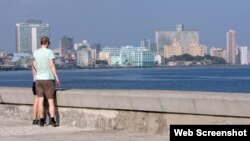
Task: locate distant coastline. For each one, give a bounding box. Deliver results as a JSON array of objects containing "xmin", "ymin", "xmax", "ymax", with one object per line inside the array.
[{"xmin": 1, "ymin": 64, "xmax": 250, "ymax": 72}]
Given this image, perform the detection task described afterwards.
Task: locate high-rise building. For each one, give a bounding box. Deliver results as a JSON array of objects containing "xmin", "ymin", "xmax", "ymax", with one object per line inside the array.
[
  {"xmin": 16, "ymin": 19, "xmax": 49, "ymax": 53},
  {"xmin": 60, "ymin": 36, "xmax": 74, "ymax": 57},
  {"xmin": 226, "ymin": 29, "xmax": 236, "ymax": 64},
  {"xmin": 239, "ymin": 46, "xmax": 248, "ymax": 65},
  {"xmin": 155, "ymin": 24, "xmax": 199, "ymax": 55}
]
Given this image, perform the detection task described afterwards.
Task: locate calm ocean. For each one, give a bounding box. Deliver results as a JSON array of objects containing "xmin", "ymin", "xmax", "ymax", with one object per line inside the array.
[{"xmin": 0, "ymin": 66, "xmax": 250, "ymax": 93}]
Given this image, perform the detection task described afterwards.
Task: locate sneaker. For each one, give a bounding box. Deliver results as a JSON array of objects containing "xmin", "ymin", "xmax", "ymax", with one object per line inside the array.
[
  {"xmin": 32, "ymin": 119, "xmax": 38, "ymax": 125},
  {"xmin": 39, "ymin": 119, "xmax": 45, "ymax": 127},
  {"xmin": 51, "ymin": 120, "xmax": 57, "ymax": 127}
]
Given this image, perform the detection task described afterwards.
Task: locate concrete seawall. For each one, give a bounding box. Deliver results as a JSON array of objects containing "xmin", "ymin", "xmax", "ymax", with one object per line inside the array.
[{"xmin": 1, "ymin": 87, "xmax": 250, "ymax": 135}]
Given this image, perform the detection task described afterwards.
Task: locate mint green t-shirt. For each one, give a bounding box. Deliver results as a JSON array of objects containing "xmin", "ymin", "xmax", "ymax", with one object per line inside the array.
[{"xmin": 33, "ymin": 48, "xmax": 55, "ymax": 80}]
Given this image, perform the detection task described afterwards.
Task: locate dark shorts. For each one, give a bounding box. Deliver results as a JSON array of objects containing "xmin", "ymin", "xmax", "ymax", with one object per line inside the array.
[
  {"xmin": 32, "ymin": 82, "xmax": 36, "ymax": 95},
  {"xmin": 36, "ymin": 80, "xmax": 55, "ymax": 99}
]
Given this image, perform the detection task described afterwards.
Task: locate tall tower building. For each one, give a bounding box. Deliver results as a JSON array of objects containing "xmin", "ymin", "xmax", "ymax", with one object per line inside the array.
[
  {"xmin": 60, "ymin": 36, "xmax": 74, "ymax": 57},
  {"xmin": 16, "ymin": 19, "xmax": 49, "ymax": 53},
  {"xmin": 226, "ymin": 29, "xmax": 236, "ymax": 64}
]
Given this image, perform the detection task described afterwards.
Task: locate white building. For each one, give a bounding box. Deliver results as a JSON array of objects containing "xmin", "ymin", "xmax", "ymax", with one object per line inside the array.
[
  {"xmin": 118, "ymin": 46, "xmax": 156, "ymax": 67},
  {"xmin": 16, "ymin": 19, "xmax": 49, "ymax": 53},
  {"xmin": 76, "ymin": 47, "xmax": 92, "ymax": 67},
  {"xmin": 239, "ymin": 46, "xmax": 248, "ymax": 65},
  {"xmin": 75, "ymin": 40, "xmax": 95, "ymax": 67},
  {"xmin": 0, "ymin": 50, "xmax": 6, "ymax": 58}
]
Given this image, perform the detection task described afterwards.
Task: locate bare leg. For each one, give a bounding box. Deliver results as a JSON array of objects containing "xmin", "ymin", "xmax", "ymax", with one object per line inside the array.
[
  {"xmin": 38, "ymin": 96, "xmax": 45, "ymax": 118},
  {"xmin": 47, "ymin": 98, "xmax": 57, "ymax": 127},
  {"xmin": 48, "ymin": 99, "xmax": 55, "ymax": 118},
  {"xmin": 33, "ymin": 95, "xmax": 39, "ymax": 119}
]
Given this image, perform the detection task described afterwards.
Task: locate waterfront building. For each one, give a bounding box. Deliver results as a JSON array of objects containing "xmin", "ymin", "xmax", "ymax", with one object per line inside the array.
[
  {"xmin": 102, "ymin": 47, "xmax": 121, "ymax": 57},
  {"xmin": 239, "ymin": 46, "xmax": 248, "ymax": 65},
  {"xmin": 155, "ymin": 55, "xmax": 164, "ymax": 66},
  {"xmin": 91, "ymin": 44, "xmax": 102, "ymax": 59},
  {"xmin": 226, "ymin": 29, "xmax": 236, "ymax": 64},
  {"xmin": 100, "ymin": 47, "xmax": 121, "ymax": 65},
  {"xmin": 99, "ymin": 51, "xmax": 111, "ymax": 60},
  {"xmin": 99, "ymin": 51, "xmax": 112, "ymax": 64},
  {"xmin": 200, "ymin": 45, "xmax": 208, "ymax": 55},
  {"xmin": 60, "ymin": 36, "xmax": 74, "ymax": 57},
  {"xmin": 210, "ymin": 47, "xmax": 227, "ymax": 60},
  {"xmin": 186, "ymin": 37, "xmax": 205, "ymax": 56},
  {"xmin": 103, "ymin": 46, "xmax": 156, "ymax": 67},
  {"xmin": 164, "ymin": 37, "xmax": 205, "ymax": 58},
  {"xmin": 119, "ymin": 46, "xmax": 156, "ymax": 67},
  {"xmin": 75, "ymin": 40, "xmax": 97, "ymax": 67},
  {"xmin": 76, "ymin": 47, "xmax": 92, "ymax": 67},
  {"xmin": 16, "ymin": 19, "xmax": 49, "ymax": 53},
  {"xmin": 111, "ymin": 56, "xmax": 122, "ymax": 66},
  {"xmin": 164, "ymin": 38, "xmax": 182, "ymax": 58},
  {"xmin": 155, "ymin": 24, "xmax": 199, "ymax": 55},
  {"xmin": 0, "ymin": 50, "xmax": 6, "ymax": 58}
]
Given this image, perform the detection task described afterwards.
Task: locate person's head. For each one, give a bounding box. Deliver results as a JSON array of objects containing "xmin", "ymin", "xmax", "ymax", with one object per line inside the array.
[{"xmin": 40, "ymin": 36, "xmax": 50, "ymax": 47}]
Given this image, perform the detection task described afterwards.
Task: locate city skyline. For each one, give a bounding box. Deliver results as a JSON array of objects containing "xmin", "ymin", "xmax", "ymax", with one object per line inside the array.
[{"xmin": 1, "ymin": 0, "xmax": 250, "ymax": 53}]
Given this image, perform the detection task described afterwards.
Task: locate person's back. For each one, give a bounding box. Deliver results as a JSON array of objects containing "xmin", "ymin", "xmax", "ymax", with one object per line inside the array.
[
  {"xmin": 34, "ymin": 48, "xmax": 55, "ymax": 80},
  {"xmin": 33, "ymin": 36, "xmax": 60, "ymax": 127}
]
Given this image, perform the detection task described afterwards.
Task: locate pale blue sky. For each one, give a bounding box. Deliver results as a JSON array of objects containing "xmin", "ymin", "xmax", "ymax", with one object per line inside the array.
[{"xmin": 0, "ymin": 0, "xmax": 249, "ymax": 53}]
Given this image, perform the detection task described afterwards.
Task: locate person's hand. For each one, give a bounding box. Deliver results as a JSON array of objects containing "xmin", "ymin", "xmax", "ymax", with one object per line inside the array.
[{"xmin": 56, "ymin": 77, "xmax": 60, "ymax": 86}]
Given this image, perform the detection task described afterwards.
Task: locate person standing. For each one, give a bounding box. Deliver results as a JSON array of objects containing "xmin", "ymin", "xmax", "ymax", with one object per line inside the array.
[
  {"xmin": 33, "ymin": 36, "xmax": 60, "ymax": 127},
  {"xmin": 31, "ymin": 63, "xmax": 39, "ymax": 125}
]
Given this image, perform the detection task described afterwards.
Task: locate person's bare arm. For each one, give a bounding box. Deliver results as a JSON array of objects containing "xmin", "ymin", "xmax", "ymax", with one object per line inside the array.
[
  {"xmin": 32, "ymin": 61, "xmax": 37, "ymax": 81},
  {"xmin": 50, "ymin": 59, "xmax": 60, "ymax": 85}
]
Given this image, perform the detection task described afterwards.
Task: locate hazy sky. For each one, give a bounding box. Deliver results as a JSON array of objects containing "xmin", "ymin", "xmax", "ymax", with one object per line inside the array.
[{"xmin": 0, "ymin": 0, "xmax": 249, "ymax": 53}]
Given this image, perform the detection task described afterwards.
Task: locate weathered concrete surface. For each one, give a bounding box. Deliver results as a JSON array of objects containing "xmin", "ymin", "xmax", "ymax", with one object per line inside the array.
[
  {"xmin": 1, "ymin": 104, "xmax": 250, "ymax": 136},
  {"xmin": 1, "ymin": 87, "xmax": 250, "ymax": 136},
  {"xmin": 1, "ymin": 87, "xmax": 250, "ymax": 117},
  {"xmin": 0, "ymin": 117, "xmax": 167, "ymax": 141}
]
